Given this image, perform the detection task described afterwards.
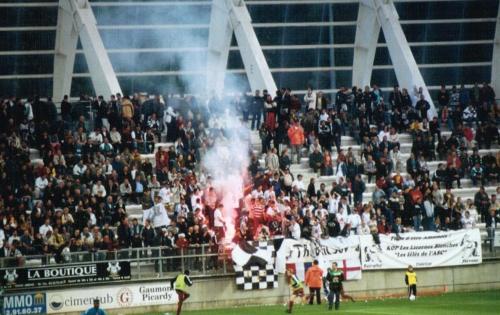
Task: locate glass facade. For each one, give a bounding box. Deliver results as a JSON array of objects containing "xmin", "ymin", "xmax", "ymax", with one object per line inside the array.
[{"xmin": 0, "ymin": 0, "xmax": 497, "ymax": 98}]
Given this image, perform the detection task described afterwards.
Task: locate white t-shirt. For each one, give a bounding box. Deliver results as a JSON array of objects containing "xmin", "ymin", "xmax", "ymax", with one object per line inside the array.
[
  {"xmin": 291, "ymin": 222, "xmax": 301, "ymax": 239},
  {"xmin": 35, "ymin": 177, "xmax": 48, "ymax": 190},
  {"xmin": 328, "ymin": 197, "xmax": 339, "ymax": 214},
  {"xmin": 149, "ymin": 203, "xmax": 170, "ymax": 227},
  {"xmin": 347, "ymin": 213, "xmax": 362, "ymax": 230},
  {"xmin": 214, "ymin": 208, "xmax": 225, "ymax": 227},
  {"xmin": 158, "ymin": 187, "xmax": 171, "ymax": 204},
  {"xmin": 292, "ymin": 179, "xmax": 305, "ymax": 192},
  {"xmin": 461, "ymin": 216, "xmax": 476, "ymax": 229},
  {"xmin": 39, "ymin": 224, "xmax": 53, "ymax": 237},
  {"xmin": 336, "ymin": 211, "xmax": 348, "ymax": 230},
  {"xmin": 314, "ymin": 208, "xmax": 329, "ymax": 220},
  {"xmin": 362, "ymin": 212, "xmax": 371, "ymax": 225}
]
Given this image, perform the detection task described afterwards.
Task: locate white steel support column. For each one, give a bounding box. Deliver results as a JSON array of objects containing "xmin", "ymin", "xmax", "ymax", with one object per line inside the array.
[
  {"xmin": 352, "ymin": 0, "xmax": 380, "ymax": 89},
  {"xmin": 53, "ymin": 0, "xmax": 121, "ymax": 101},
  {"xmin": 206, "ymin": 0, "xmax": 277, "ymax": 97},
  {"xmin": 352, "ymin": 0, "xmax": 437, "ymax": 119},
  {"xmin": 53, "ymin": 0, "xmax": 79, "ymax": 102},
  {"xmin": 491, "ymin": 3, "xmax": 500, "ymax": 94},
  {"xmin": 207, "ymin": 0, "xmax": 234, "ymax": 96}
]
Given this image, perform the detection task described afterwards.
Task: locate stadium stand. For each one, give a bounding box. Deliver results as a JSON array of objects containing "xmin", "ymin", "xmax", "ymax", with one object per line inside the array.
[{"xmin": 0, "ymin": 82, "xmax": 498, "ymax": 272}]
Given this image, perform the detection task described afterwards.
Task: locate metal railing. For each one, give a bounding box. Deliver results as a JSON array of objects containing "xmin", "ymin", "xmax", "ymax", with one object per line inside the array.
[{"xmin": 0, "ymin": 244, "xmax": 232, "ymax": 281}]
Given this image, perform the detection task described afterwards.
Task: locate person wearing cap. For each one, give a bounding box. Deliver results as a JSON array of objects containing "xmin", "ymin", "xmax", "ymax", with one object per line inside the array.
[
  {"xmin": 171, "ymin": 270, "xmax": 193, "ymax": 315},
  {"xmin": 82, "ymin": 299, "xmax": 106, "ymax": 315}
]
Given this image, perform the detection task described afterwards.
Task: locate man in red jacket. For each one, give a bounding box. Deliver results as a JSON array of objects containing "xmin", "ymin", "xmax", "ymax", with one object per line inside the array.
[
  {"xmin": 305, "ymin": 259, "xmax": 323, "ymax": 305},
  {"xmin": 287, "ymin": 120, "xmax": 305, "ymax": 164}
]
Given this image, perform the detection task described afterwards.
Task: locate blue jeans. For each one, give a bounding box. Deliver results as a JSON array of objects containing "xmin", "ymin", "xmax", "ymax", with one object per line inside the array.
[
  {"xmin": 413, "ymin": 215, "xmax": 422, "ymax": 231},
  {"xmin": 251, "ymin": 112, "xmax": 261, "ymax": 130},
  {"xmin": 327, "ymin": 289, "xmax": 340, "ymax": 310}
]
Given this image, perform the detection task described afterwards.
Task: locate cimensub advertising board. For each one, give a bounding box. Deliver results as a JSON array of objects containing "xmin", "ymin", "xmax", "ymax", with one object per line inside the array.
[{"xmin": 46, "ymin": 282, "xmax": 178, "ymax": 313}]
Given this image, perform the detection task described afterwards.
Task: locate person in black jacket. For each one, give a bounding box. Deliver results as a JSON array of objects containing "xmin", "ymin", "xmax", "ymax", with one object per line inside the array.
[
  {"xmin": 117, "ymin": 218, "xmax": 132, "ymax": 250},
  {"xmin": 324, "ymin": 262, "xmax": 344, "ymax": 310},
  {"xmin": 485, "ymin": 208, "xmax": 497, "ymax": 251},
  {"xmin": 250, "ymin": 90, "xmax": 264, "ymax": 130}
]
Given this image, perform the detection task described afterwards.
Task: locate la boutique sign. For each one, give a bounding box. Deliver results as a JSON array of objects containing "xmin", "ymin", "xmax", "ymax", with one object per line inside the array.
[{"xmin": 28, "ymin": 265, "xmax": 97, "ymax": 279}]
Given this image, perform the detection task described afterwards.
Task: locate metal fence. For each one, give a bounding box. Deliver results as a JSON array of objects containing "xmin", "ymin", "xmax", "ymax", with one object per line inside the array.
[
  {"xmin": 0, "ymin": 244, "xmax": 233, "ymax": 281},
  {"xmin": 1, "ymin": 237, "xmax": 498, "ymax": 292}
]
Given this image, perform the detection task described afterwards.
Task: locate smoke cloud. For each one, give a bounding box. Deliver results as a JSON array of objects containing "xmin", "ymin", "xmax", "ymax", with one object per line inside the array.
[
  {"xmin": 202, "ymin": 109, "xmax": 251, "ymax": 243},
  {"xmin": 94, "ymin": 2, "xmax": 249, "ymax": 96},
  {"xmin": 95, "ymin": 2, "xmax": 252, "ymax": 242}
]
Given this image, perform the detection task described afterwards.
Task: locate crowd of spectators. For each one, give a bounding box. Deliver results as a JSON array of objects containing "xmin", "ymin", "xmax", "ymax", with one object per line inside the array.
[{"xmin": 0, "ymin": 81, "xmax": 499, "ymax": 269}]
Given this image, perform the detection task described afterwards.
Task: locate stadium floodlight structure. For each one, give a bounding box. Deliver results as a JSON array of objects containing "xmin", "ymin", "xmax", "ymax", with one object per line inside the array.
[
  {"xmin": 53, "ymin": 0, "xmax": 122, "ymax": 102},
  {"xmin": 353, "ymin": 0, "xmax": 437, "ymax": 119},
  {"xmin": 207, "ymin": 0, "xmax": 278, "ymax": 97}
]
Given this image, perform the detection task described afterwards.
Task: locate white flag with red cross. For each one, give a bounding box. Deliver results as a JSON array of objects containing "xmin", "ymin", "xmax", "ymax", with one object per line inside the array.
[{"xmin": 324, "ymin": 258, "xmax": 362, "ymax": 280}]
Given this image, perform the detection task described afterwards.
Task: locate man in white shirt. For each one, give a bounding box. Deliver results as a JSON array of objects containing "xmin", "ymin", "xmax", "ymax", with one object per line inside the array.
[
  {"xmin": 73, "ymin": 160, "xmax": 87, "ymax": 176},
  {"xmin": 39, "ymin": 219, "xmax": 53, "ymax": 238},
  {"xmin": 88, "ymin": 129, "xmax": 103, "ymax": 145},
  {"xmin": 158, "ymin": 185, "xmax": 172, "ymax": 205},
  {"xmin": 304, "ymin": 87, "xmax": 316, "ymax": 110},
  {"xmin": 292, "ymin": 174, "xmax": 305, "ymax": 194},
  {"xmin": 92, "ymin": 180, "xmax": 107, "ymax": 198},
  {"xmin": 461, "ymin": 211, "xmax": 476, "ymax": 229},
  {"xmin": 328, "ymin": 194, "xmax": 340, "ymax": 214},
  {"xmin": 34, "ymin": 175, "xmax": 49, "ymax": 198},
  {"xmin": 148, "ymin": 196, "xmax": 171, "ymax": 229},
  {"xmin": 87, "ymin": 208, "xmax": 97, "ymax": 226},
  {"xmin": 290, "ymin": 217, "xmax": 301, "ymax": 240},
  {"xmin": 103, "ymin": 159, "xmax": 113, "ymax": 176},
  {"xmin": 213, "ymin": 205, "xmax": 226, "ymax": 242},
  {"xmin": 336, "ymin": 207, "xmax": 348, "ymax": 231},
  {"xmin": 347, "ymin": 210, "xmax": 362, "ymax": 233}
]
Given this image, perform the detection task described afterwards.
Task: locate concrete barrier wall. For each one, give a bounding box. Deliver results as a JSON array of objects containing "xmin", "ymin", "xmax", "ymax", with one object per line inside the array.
[{"xmin": 60, "ymin": 260, "xmax": 500, "ymax": 314}]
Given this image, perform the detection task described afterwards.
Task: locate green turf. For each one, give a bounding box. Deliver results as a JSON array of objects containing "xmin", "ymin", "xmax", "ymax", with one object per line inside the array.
[{"xmin": 146, "ymin": 290, "xmax": 500, "ymax": 315}]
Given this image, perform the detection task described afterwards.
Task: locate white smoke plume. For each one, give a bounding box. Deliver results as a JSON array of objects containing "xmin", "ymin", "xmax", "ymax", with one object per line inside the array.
[
  {"xmin": 95, "ymin": 2, "xmax": 253, "ymax": 241},
  {"xmin": 202, "ymin": 109, "xmax": 251, "ymax": 243}
]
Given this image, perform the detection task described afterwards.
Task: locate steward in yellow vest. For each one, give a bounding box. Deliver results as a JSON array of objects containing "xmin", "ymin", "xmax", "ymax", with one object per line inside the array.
[
  {"xmin": 405, "ymin": 265, "xmax": 417, "ymax": 300},
  {"xmin": 170, "ymin": 270, "xmax": 193, "ymax": 315}
]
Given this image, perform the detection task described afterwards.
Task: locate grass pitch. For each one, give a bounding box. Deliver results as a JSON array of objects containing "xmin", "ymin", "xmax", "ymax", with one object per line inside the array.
[{"xmin": 151, "ymin": 290, "xmax": 500, "ymax": 315}]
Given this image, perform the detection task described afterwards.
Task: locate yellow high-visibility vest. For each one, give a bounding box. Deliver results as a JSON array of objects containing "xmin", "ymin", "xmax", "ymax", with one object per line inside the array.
[{"xmin": 406, "ymin": 271, "xmax": 417, "ymax": 285}]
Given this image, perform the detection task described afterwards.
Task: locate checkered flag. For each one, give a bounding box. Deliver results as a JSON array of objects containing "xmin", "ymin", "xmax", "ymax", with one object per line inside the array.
[
  {"xmin": 232, "ymin": 240, "xmax": 278, "ymax": 290},
  {"xmin": 234, "ymin": 264, "xmax": 278, "ymax": 290}
]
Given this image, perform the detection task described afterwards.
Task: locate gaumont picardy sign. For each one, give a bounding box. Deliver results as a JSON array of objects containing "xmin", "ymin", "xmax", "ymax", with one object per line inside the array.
[
  {"xmin": 46, "ymin": 283, "xmax": 177, "ymax": 313},
  {"xmin": 1, "ymin": 262, "xmax": 131, "ymax": 289}
]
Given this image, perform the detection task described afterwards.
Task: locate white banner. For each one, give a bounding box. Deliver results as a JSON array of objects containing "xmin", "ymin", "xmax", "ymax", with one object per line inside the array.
[
  {"xmin": 276, "ymin": 236, "xmax": 362, "ymax": 280},
  {"xmin": 46, "ymin": 282, "xmax": 177, "ymax": 313},
  {"xmin": 360, "ymin": 229, "xmax": 482, "ymax": 270}
]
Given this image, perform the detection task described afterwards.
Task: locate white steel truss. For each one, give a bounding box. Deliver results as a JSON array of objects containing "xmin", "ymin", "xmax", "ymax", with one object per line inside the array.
[
  {"xmin": 492, "ymin": 3, "xmax": 500, "ymax": 94},
  {"xmin": 207, "ymin": 0, "xmax": 277, "ymax": 96},
  {"xmin": 53, "ymin": 0, "xmax": 122, "ymax": 101},
  {"xmin": 353, "ymin": 0, "xmax": 437, "ymax": 118}
]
